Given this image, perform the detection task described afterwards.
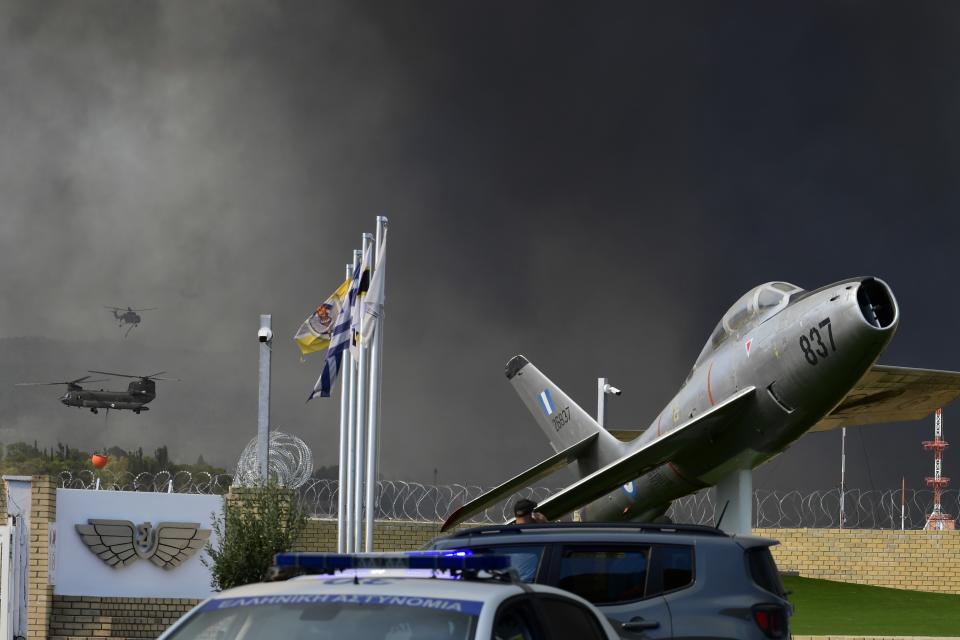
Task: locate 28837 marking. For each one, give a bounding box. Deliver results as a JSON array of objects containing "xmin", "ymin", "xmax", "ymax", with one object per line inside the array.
[
  {"xmin": 551, "ymin": 406, "xmax": 571, "ymax": 431},
  {"xmin": 799, "ymin": 317, "xmax": 836, "ymax": 365}
]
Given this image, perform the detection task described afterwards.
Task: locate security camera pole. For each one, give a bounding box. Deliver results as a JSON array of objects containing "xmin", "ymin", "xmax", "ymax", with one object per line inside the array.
[{"xmin": 257, "ymin": 314, "xmax": 272, "ymax": 484}]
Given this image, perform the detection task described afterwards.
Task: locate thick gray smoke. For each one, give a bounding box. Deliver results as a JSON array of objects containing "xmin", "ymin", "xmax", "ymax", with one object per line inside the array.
[{"xmin": 1, "ymin": 2, "xmax": 959, "ymax": 492}]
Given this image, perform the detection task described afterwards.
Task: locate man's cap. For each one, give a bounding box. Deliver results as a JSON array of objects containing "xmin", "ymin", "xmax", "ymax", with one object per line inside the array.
[{"xmin": 513, "ymin": 498, "xmax": 537, "ymax": 517}]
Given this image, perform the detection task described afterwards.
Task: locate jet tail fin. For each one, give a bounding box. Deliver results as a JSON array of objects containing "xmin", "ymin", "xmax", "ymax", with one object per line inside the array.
[
  {"xmin": 440, "ymin": 433, "xmax": 598, "ymax": 532},
  {"xmin": 505, "ymin": 355, "xmax": 622, "ymax": 454}
]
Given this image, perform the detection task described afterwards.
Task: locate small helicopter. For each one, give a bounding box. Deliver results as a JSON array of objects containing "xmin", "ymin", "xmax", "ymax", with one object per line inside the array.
[
  {"xmin": 105, "ymin": 306, "xmax": 157, "ymax": 337},
  {"xmin": 15, "ymin": 371, "xmax": 175, "ymax": 414}
]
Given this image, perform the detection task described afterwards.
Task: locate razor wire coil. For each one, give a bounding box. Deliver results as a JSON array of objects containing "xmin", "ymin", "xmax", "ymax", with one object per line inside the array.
[
  {"xmin": 55, "ymin": 472, "xmax": 960, "ymax": 530},
  {"xmin": 232, "ymin": 431, "xmax": 314, "ymax": 489}
]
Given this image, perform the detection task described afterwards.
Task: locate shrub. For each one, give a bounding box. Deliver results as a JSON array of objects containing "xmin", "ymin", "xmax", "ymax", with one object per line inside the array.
[{"xmin": 204, "ymin": 484, "xmax": 308, "ymax": 590}]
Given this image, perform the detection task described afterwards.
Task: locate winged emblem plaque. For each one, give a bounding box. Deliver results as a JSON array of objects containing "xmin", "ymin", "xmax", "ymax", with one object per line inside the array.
[{"xmin": 75, "ymin": 519, "xmax": 210, "ymax": 570}]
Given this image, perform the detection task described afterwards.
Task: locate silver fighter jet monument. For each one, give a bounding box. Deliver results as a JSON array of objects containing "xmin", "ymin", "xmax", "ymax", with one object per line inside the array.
[{"xmin": 443, "ymin": 277, "xmax": 960, "ymax": 533}]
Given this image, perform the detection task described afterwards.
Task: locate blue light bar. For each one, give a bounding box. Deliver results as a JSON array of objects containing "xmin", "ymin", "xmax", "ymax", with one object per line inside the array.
[{"xmin": 274, "ymin": 551, "xmax": 511, "ymax": 572}]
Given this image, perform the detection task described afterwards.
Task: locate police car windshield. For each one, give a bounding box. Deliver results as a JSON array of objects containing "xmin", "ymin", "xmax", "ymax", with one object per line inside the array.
[
  {"xmin": 693, "ymin": 282, "xmax": 802, "ymax": 368},
  {"xmin": 168, "ymin": 598, "xmax": 479, "ymax": 640}
]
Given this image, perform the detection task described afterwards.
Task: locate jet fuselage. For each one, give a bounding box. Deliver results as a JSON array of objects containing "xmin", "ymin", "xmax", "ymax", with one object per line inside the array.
[{"xmin": 582, "ymin": 277, "xmax": 899, "ymax": 521}]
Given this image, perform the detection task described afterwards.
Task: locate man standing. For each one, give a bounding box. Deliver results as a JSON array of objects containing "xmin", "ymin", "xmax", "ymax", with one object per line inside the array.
[{"xmin": 513, "ymin": 498, "xmax": 547, "ymax": 524}]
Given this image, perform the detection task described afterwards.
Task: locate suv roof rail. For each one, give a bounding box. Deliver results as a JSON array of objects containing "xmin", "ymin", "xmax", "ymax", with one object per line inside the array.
[
  {"xmin": 442, "ymin": 521, "xmax": 730, "ymax": 539},
  {"xmin": 266, "ymin": 552, "xmax": 523, "ymax": 584}
]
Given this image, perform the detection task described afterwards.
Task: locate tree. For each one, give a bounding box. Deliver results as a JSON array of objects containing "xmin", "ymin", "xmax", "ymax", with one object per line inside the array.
[
  {"xmin": 0, "ymin": 440, "xmax": 228, "ymax": 480},
  {"xmin": 204, "ymin": 484, "xmax": 307, "ymax": 591},
  {"xmin": 154, "ymin": 445, "xmax": 169, "ymax": 469}
]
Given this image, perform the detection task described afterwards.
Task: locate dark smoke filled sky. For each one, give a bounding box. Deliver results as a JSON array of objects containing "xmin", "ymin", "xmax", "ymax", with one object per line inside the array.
[{"xmin": 1, "ymin": 1, "xmax": 959, "ymax": 493}]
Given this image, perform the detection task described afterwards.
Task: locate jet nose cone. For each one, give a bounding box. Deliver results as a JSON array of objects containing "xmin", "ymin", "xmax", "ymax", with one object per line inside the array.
[{"xmin": 856, "ymin": 277, "xmax": 899, "ymax": 332}]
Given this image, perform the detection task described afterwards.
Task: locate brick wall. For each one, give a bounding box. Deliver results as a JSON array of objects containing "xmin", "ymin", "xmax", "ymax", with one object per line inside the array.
[
  {"xmin": 294, "ymin": 518, "xmax": 442, "ymax": 552},
  {"xmin": 28, "ymin": 475, "xmax": 56, "ymax": 640},
  {"xmin": 29, "ymin": 477, "xmax": 960, "ymax": 639},
  {"xmin": 294, "ymin": 522, "xmax": 960, "ymax": 594},
  {"xmin": 756, "ymin": 527, "xmax": 960, "ymax": 594},
  {"xmin": 49, "ymin": 597, "xmax": 198, "ymax": 639}
]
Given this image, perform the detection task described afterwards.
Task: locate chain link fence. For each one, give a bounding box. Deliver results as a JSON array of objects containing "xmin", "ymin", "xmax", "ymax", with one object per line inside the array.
[{"xmin": 57, "ymin": 472, "xmax": 958, "ymax": 529}]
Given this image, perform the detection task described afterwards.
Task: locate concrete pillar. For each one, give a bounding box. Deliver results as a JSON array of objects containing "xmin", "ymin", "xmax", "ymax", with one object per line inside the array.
[{"xmin": 715, "ymin": 469, "xmax": 752, "ymax": 536}]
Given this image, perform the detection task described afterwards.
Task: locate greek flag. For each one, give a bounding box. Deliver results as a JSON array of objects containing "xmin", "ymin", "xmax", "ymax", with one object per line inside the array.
[{"xmin": 309, "ymin": 258, "xmax": 364, "ymax": 400}]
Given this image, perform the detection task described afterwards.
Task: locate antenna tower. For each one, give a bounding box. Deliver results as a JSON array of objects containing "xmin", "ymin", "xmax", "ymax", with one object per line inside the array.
[{"xmin": 923, "ymin": 408, "xmax": 955, "ymax": 530}]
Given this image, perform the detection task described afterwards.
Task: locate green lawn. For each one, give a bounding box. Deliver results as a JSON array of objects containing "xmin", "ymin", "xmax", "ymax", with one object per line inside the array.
[{"xmin": 784, "ymin": 576, "xmax": 960, "ymax": 637}]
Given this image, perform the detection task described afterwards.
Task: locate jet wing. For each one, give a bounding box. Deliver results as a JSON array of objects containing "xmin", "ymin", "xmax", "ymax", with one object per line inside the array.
[
  {"xmin": 530, "ymin": 386, "xmax": 757, "ymax": 522},
  {"xmin": 809, "ymin": 365, "xmax": 960, "ymax": 433},
  {"xmin": 440, "ymin": 433, "xmax": 598, "ymax": 532}
]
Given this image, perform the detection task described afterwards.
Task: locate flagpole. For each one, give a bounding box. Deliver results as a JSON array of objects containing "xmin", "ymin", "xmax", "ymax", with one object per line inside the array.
[
  {"xmin": 354, "ymin": 233, "xmax": 373, "ymax": 552},
  {"xmin": 345, "ymin": 249, "xmax": 361, "ymax": 552},
  {"xmin": 336, "ymin": 262, "xmax": 352, "ymax": 553},
  {"xmin": 364, "ymin": 216, "xmax": 388, "ymax": 550}
]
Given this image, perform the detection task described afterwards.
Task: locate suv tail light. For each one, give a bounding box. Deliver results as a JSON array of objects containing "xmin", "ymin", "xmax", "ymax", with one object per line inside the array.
[{"xmin": 752, "ymin": 604, "xmax": 788, "ymax": 639}]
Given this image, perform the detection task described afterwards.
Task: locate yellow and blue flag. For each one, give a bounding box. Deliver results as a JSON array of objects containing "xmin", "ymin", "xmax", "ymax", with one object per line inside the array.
[{"xmin": 294, "ymin": 278, "xmax": 350, "ymax": 357}]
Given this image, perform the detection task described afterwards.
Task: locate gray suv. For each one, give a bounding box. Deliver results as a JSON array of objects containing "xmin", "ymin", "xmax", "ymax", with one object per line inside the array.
[{"xmin": 426, "ymin": 522, "xmax": 791, "ymax": 639}]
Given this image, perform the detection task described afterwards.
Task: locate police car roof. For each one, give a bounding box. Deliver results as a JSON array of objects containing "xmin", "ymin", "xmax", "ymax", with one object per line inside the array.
[{"xmin": 210, "ymin": 572, "xmax": 528, "ymax": 604}]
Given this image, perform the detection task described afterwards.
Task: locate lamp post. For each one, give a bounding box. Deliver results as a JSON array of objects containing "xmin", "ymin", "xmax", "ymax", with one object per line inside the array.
[{"xmin": 597, "ymin": 377, "xmax": 622, "ymax": 427}]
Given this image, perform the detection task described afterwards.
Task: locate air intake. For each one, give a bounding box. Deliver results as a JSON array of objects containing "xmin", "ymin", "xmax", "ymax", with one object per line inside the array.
[{"xmin": 857, "ymin": 278, "xmax": 897, "ymax": 329}]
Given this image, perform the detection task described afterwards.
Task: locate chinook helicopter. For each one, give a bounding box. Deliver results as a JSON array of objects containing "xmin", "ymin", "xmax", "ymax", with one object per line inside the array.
[
  {"xmin": 16, "ymin": 371, "xmax": 175, "ymax": 414},
  {"xmin": 105, "ymin": 306, "xmax": 157, "ymax": 338}
]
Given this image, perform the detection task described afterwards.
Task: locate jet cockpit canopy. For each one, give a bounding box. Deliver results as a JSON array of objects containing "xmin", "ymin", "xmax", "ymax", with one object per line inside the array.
[{"xmin": 693, "ymin": 281, "xmax": 803, "ymax": 370}]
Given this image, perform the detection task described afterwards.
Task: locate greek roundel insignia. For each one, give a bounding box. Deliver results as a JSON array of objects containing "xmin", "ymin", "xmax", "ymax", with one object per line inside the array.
[{"xmin": 76, "ymin": 519, "xmax": 210, "ymax": 570}]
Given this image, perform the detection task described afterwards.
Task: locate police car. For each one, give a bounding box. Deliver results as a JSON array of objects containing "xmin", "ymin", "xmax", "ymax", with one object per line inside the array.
[{"xmin": 158, "ymin": 552, "xmax": 621, "ymax": 640}]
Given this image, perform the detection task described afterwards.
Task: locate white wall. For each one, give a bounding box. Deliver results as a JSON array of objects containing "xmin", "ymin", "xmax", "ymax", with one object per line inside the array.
[{"xmin": 55, "ymin": 488, "xmax": 222, "ymax": 598}]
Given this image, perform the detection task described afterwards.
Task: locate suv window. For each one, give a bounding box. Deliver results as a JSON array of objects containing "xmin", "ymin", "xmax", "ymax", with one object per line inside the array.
[
  {"xmin": 534, "ymin": 596, "xmax": 606, "ymax": 640},
  {"xmin": 462, "ymin": 545, "xmax": 546, "ymax": 582},
  {"xmin": 746, "ymin": 546, "xmax": 786, "ymax": 596},
  {"xmin": 556, "ymin": 545, "xmax": 649, "ymax": 605},
  {"xmin": 655, "ymin": 544, "xmax": 694, "ymax": 593}
]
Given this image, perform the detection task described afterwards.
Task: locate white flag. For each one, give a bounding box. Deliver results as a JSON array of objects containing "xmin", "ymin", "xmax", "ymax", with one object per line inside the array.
[
  {"xmin": 349, "ymin": 244, "xmax": 372, "ymax": 362},
  {"xmin": 361, "ymin": 231, "xmax": 387, "ymax": 347}
]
